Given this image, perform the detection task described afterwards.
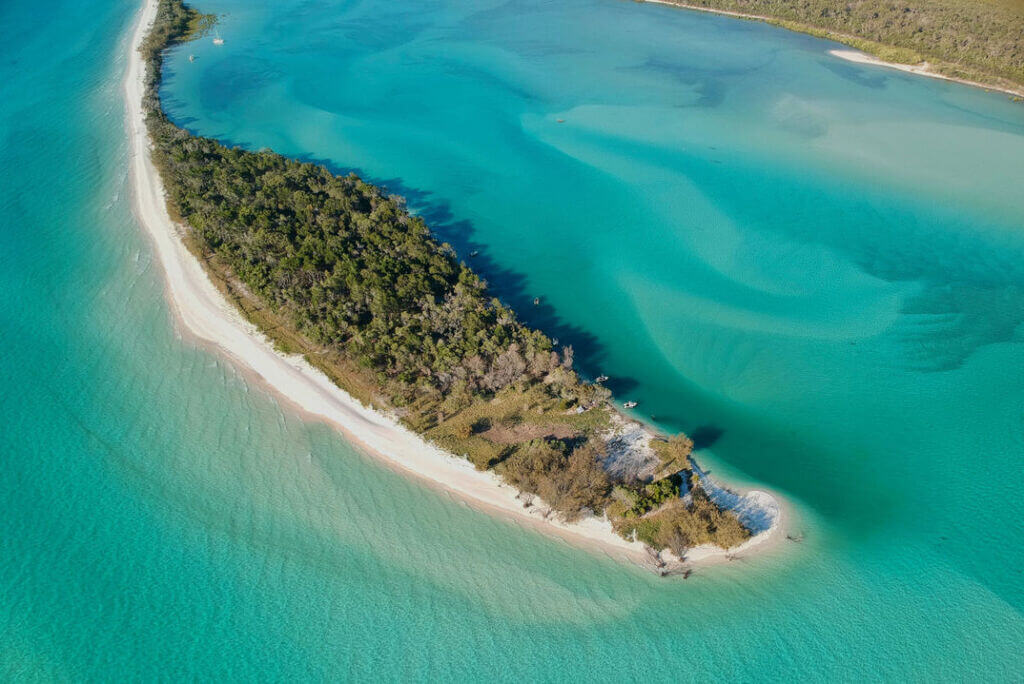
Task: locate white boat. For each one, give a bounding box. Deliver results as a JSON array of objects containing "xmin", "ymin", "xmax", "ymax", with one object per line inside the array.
[
  {"xmin": 213, "ymin": 37, "xmax": 224, "ymax": 45},
  {"xmin": 188, "ymin": 54, "xmax": 195, "ymax": 62},
  {"xmin": 595, "ymin": 374, "xmax": 609, "ymax": 383},
  {"xmin": 622, "ymin": 401, "xmax": 638, "ymax": 409}
]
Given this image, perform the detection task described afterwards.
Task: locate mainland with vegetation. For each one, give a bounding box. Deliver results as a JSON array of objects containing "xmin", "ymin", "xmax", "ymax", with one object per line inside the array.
[
  {"xmin": 656, "ymin": 0, "xmax": 1024, "ymax": 95},
  {"xmin": 140, "ymin": 0, "xmax": 753, "ymax": 558}
]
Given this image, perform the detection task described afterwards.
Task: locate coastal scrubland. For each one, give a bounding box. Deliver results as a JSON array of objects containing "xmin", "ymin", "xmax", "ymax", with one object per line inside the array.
[
  {"xmin": 655, "ymin": 0, "xmax": 1024, "ymax": 93},
  {"xmin": 139, "ymin": 0, "xmax": 751, "ymax": 553}
]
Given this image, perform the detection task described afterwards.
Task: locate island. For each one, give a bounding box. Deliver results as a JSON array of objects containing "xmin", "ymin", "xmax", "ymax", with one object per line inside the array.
[{"xmin": 128, "ymin": 0, "xmax": 783, "ymax": 572}]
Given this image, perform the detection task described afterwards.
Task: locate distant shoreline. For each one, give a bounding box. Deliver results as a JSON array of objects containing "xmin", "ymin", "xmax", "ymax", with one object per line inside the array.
[
  {"xmin": 639, "ymin": 0, "xmax": 1024, "ymax": 100},
  {"xmin": 125, "ymin": 0, "xmax": 785, "ymax": 573}
]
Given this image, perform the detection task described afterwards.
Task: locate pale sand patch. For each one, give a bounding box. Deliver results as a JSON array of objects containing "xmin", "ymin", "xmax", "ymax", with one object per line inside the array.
[
  {"xmin": 602, "ymin": 413, "xmax": 660, "ymax": 481},
  {"xmin": 123, "ymin": 0, "xmax": 784, "ymax": 573}
]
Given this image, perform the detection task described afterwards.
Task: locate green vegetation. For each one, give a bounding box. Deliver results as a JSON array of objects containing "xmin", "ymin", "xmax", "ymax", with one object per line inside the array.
[
  {"xmin": 613, "ymin": 483, "xmax": 751, "ymax": 557},
  {"xmin": 655, "ymin": 0, "xmax": 1024, "ymax": 93},
  {"xmin": 610, "ymin": 476, "xmax": 683, "ymax": 518},
  {"xmin": 607, "ymin": 469, "xmax": 751, "ymax": 555},
  {"xmin": 141, "ymin": 0, "xmax": 751, "ymax": 551}
]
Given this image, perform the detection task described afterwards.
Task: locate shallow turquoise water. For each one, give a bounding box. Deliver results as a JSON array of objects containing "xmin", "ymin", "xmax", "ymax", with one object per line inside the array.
[{"xmin": 3, "ymin": 0, "xmax": 1024, "ymax": 679}]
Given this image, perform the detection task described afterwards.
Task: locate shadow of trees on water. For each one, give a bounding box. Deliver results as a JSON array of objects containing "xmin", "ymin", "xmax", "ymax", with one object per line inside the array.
[{"xmin": 286, "ymin": 151, "xmax": 617, "ymax": 378}]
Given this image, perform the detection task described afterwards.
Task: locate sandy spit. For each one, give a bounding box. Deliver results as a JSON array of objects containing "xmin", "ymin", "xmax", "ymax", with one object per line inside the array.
[{"xmin": 123, "ymin": 0, "xmax": 785, "ymax": 573}]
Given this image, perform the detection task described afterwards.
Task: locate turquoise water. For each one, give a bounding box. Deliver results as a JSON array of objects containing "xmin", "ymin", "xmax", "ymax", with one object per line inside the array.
[{"xmin": 3, "ymin": 0, "xmax": 1024, "ymax": 679}]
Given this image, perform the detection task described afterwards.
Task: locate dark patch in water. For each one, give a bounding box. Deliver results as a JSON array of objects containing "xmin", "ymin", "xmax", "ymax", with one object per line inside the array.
[{"xmin": 690, "ymin": 425, "xmax": 725, "ymax": 450}]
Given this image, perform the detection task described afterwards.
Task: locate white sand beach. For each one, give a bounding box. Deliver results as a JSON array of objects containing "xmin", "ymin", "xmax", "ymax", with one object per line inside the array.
[
  {"xmin": 124, "ymin": 0, "xmax": 784, "ymax": 572},
  {"xmin": 642, "ymin": 0, "xmax": 769, "ymax": 22}
]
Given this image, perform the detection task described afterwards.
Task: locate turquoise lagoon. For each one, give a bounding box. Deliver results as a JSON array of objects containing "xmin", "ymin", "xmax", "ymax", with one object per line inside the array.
[{"xmin": 3, "ymin": 0, "xmax": 1024, "ymax": 679}]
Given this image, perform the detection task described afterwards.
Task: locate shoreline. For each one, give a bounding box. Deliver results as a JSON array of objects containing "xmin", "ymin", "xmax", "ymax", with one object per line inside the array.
[
  {"xmin": 640, "ymin": 0, "xmax": 1024, "ymax": 100},
  {"xmin": 827, "ymin": 49, "xmax": 1024, "ymax": 99},
  {"xmin": 124, "ymin": 0, "xmax": 785, "ymax": 573}
]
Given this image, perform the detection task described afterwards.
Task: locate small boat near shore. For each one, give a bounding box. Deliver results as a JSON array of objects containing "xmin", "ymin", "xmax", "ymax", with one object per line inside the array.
[
  {"xmin": 595, "ymin": 374, "xmax": 609, "ymax": 383},
  {"xmin": 622, "ymin": 401, "xmax": 638, "ymax": 409}
]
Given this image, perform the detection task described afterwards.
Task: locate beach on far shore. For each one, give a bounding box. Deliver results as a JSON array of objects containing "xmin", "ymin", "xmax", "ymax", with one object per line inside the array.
[
  {"xmin": 642, "ymin": 0, "xmax": 1024, "ymax": 100},
  {"xmin": 829, "ymin": 49, "xmax": 1024, "ymax": 98},
  {"xmin": 123, "ymin": 0, "xmax": 786, "ymax": 573}
]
